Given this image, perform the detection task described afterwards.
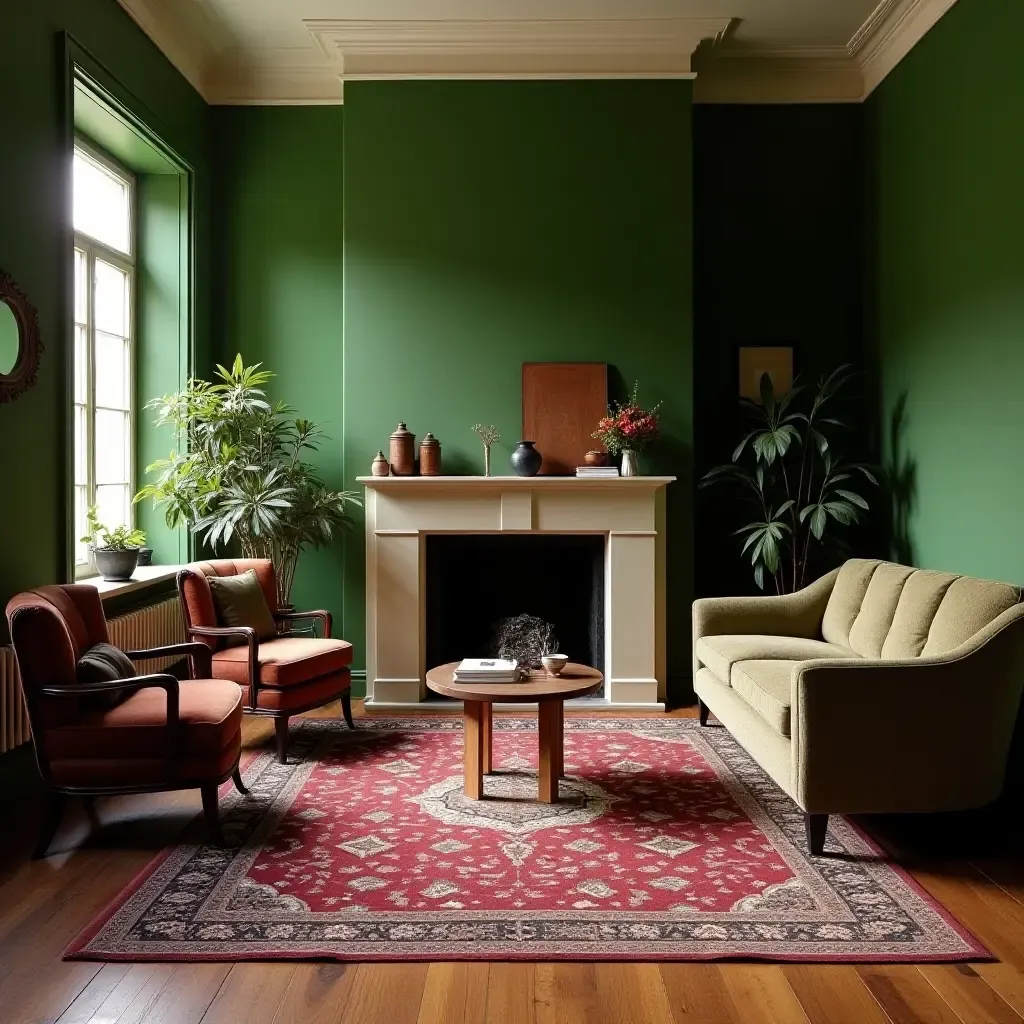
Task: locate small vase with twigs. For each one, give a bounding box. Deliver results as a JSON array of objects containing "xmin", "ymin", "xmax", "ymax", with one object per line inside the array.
[{"xmin": 472, "ymin": 424, "xmax": 500, "ymax": 477}]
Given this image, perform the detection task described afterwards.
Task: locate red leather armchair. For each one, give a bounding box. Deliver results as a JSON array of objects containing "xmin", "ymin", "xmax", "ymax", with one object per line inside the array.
[
  {"xmin": 178, "ymin": 559, "xmax": 354, "ymax": 764},
  {"xmin": 5, "ymin": 585, "xmax": 246, "ymax": 857}
]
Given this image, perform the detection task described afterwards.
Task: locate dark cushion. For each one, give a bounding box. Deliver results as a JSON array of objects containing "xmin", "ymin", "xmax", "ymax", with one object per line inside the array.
[
  {"xmin": 208, "ymin": 569, "xmax": 278, "ymax": 645},
  {"xmin": 76, "ymin": 642, "xmax": 138, "ymax": 709}
]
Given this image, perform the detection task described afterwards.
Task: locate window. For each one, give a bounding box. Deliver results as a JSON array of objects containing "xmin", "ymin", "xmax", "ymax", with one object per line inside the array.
[{"xmin": 73, "ymin": 143, "xmax": 135, "ymax": 575}]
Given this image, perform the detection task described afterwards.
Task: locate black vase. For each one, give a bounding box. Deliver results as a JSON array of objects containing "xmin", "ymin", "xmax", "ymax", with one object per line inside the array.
[{"xmin": 510, "ymin": 440, "xmax": 543, "ymax": 476}]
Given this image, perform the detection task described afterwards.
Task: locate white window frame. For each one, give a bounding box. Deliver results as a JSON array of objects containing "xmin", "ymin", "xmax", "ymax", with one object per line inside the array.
[{"xmin": 73, "ymin": 139, "xmax": 137, "ymax": 579}]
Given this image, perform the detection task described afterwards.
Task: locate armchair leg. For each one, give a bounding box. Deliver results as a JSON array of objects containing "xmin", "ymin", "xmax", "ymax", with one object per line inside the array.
[
  {"xmin": 341, "ymin": 692, "xmax": 355, "ymax": 730},
  {"xmin": 806, "ymin": 814, "xmax": 829, "ymax": 856},
  {"xmin": 698, "ymin": 699, "xmax": 710, "ymax": 727},
  {"xmin": 274, "ymin": 716, "xmax": 290, "ymax": 764},
  {"xmin": 33, "ymin": 793, "xmax": 66, "ymax": 859},
  {"xmin": 232, "ymin": 767, "xmax": 249, "ymax": 795},
  {"xmin": 201, "ymin": 783, "xmax": 225, "ymax": 847}
]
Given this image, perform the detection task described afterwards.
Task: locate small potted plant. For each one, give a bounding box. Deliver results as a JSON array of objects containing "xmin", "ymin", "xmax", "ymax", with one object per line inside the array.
[
  {"xmin": 592, "ymin": 381, "xmax": 661, "ymax": 476},
  {"xmin": 81, "ymin": 506, "xmax": 147, "ymax": 581}
]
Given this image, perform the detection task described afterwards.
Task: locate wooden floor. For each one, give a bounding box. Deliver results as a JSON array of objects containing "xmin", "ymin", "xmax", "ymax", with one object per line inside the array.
[{"xmin": 2, "ymin": 701, "xmax": 1024, "ymax": 1024}]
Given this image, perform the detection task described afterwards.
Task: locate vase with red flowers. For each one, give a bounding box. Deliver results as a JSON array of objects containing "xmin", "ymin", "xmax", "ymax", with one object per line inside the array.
[{"xmin": 591, "ymin": 381, "xmax": 661, "ymax": 477}]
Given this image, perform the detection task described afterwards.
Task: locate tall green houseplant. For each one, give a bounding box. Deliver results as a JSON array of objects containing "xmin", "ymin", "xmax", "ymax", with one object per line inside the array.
[
  {"xmin": 701, "ymin": 366, "xmax": 877, "ymax": 594},
  {"xmin": 136, "ymin": 356, "xmax": 360, "ymax": 609}
]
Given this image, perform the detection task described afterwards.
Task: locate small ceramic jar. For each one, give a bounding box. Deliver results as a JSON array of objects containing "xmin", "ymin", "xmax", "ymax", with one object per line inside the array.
[
  {"xmin": 419, "ymin": 433, "xmax": 442, "ymax": 476},
  {"xmin": 371, "ymin": 451, "xmax": 390, "ymax": 477}
]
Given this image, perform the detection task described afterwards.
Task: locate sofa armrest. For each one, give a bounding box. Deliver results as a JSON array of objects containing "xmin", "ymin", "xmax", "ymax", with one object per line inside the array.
[
  {"xmin": 693, "ymin": 569, "xmax": 840, "ymax": 675},
  {"xmin": 791, "ymin": 604, "xmax": 1024, "ymax": 814}
]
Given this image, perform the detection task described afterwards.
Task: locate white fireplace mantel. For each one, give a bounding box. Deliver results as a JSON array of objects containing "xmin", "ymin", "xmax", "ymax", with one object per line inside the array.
[{"xmin": 358, "ymin": 475, "xmax": 674, "ymax": 709}]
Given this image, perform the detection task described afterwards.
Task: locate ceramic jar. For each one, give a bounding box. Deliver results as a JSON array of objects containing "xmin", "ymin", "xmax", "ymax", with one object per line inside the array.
[
  {"xmin": 371, "ymin": 451, "xmax": 390, "ymax": 477},
  {"xmin": 510, "ymin": 440, "xmax": 543, "ymax": 477},
  {"xmin": 419, "ymin": 433, "xmax": 442, "ymax": 476},
  {"xmin": 389, "ymin": 422, "xmax": 415, "ymax": 476}
]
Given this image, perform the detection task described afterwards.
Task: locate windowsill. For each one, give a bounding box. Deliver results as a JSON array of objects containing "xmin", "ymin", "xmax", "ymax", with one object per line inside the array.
[{"xmin": 79, "ymin": 564, "xmax": 184, "ymax": 601}]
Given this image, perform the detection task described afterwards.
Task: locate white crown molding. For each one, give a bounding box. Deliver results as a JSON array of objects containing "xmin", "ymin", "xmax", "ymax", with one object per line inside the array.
[
  {"xmin": 852, "ymin": 0, "xmax": 959, "ymax": 96},
  {"xmin": 694, "ymin": 0, "xmax": 958, "ymax": 103},
  {"xmin": 116, "ymin": 0, "xmax": 959, "ymax": 105},
  {"xmin": 306, "ymin": 18, "xmax": 733, "ymax": 83},
  {"xmin": 693, "ymin": 47, "xmax": 864, "ymax": 105},
  {"xmin": 116, "ymin": 0, "xmax": 216, "ymax": 101}
]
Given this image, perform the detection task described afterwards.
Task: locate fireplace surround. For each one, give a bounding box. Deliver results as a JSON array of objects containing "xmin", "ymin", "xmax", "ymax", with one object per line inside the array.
[{"xmin": 358, "ymin": 475, "xmax": 674, "ymax": 708}]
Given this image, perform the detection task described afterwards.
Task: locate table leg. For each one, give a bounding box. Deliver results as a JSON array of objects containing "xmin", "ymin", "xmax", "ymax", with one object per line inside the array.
[
  {"xmin": 481, "ymin": 701, "xmax": 493, "ymax": 775},
  {"xmin": 464, "ymin": 701, "xmax": 484, "ymax": 800},
  {"xmin": 538, "ymin": 699, "xmax": 564, "ymax": 803}
]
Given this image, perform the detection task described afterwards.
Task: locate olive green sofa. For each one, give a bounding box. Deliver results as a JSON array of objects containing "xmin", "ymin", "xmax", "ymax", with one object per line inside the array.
[{"xmin": 693, "ymin": 559, "xmax": 1024, "ymax": 854}]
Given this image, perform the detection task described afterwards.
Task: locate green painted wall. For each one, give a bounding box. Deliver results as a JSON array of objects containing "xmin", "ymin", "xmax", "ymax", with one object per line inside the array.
[
  {"xmin": 870, "ymin": 0, "xmax": 1024, "ymax": 583},
  {"xmin": 344, "ymin": 81, "xmax": 694, "ymax": 696},
  {"xmin": 0, "ymin": 0, "xmax": 210, "ymax": 613},
  {"xmin": 212, "ymin": 106, "xmax": 347, "ymax": 633}
]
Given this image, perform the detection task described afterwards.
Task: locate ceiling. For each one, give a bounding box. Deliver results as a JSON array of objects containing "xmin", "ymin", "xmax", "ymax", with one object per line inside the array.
[{"xmin": 117, "ymin": 0, "xmax": 957, "ymax": 105}]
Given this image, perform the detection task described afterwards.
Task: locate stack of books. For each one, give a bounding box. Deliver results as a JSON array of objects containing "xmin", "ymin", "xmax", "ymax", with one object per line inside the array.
[
  {"xmin": 454, "ymin": 658, "xmax": 521, "ymax": 683},
  {"xmin": 576, "ymin": 465, "xmax": 619, "ymax": 478}
]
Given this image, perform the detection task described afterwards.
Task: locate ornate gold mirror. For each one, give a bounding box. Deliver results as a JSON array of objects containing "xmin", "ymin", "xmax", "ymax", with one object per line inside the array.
[{"xmin": 0, "ymin": 270, "xmax": 43, "ymax": 403}]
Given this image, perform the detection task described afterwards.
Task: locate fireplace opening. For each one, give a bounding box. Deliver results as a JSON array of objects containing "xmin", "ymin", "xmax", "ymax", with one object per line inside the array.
[{"xmin": 425, "ymin": 534, "xmax": 605, "ymax": 697}]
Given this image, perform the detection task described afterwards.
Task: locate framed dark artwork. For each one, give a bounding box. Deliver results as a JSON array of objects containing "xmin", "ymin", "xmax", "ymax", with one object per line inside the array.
[{"xmin": 738, "ymin": 346, "xmax": 793, "ymax": 401}]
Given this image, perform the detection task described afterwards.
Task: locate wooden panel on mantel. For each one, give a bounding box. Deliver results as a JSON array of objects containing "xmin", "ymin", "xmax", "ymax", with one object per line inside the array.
[{"xmin": 522, "ymin": 362, "xmax": 608, "ymax": 475}]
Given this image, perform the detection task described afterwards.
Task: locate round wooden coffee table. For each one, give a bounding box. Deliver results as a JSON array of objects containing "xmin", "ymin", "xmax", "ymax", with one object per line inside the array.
[{"xmin": 426, "ymin": 662, "xmax": 603, "ymax": 804}]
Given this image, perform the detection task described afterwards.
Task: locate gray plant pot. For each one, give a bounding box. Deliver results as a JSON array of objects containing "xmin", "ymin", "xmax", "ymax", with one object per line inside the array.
[{"xmin": 94, "ymin": 547, "xmax": 140, "ymax": 582}]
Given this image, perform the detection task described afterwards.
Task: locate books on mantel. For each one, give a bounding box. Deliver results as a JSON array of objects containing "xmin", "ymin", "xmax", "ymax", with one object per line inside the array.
[
  {"xmin": 575, "ymin": 466, "xmax": 620, "ymax": 478},
  {"xmin": 454, "ymin": 658, "xmax": 521, "ymax": 683}
]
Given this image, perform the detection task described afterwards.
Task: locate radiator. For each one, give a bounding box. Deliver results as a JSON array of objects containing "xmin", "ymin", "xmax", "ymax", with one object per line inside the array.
[{"xmin": 0, "ymin": 596, "xmax": 185, "ymax": 755}]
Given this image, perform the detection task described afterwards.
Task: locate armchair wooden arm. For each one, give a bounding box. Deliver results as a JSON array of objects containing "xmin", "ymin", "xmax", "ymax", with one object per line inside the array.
[
  {"xmin": 274, "ymin": 608, "xmax": 332, "ymax": 638},
  {"xmin": 187, "ymin": 625, "xmax": 260, "ymax": 708},
  {"xmin": 40, "ymin": 673, "xmax": 181, "ymax": 777},
  {"xmin": 126, "ymin": 640, "xmax": 213, "ymax": 679}
]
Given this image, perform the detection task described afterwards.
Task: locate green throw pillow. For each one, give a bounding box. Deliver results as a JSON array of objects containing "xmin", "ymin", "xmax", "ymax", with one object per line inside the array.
[{"xmin": 208, "ymin": 569, "xmax": 278, "ymax": 644}]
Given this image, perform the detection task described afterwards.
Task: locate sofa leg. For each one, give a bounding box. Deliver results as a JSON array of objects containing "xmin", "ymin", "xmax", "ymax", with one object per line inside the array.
[
  {"xmin": 232, "ymin": 766, "xmax": 249, "ymax": 795},
  {"xmin": 806, "ymin": 813, "xmax": 829, "ymax": 856},
  {"xmin": 201, "ymin": 783, "xmax": 224, "ymax": 847},
  {"xmin": 33, "ymin": 793, "xmax": 66, "ymax": 859},
  {"xmin": 274, "ymin": 716, "xmax": 290, "ymax": 764},
  {"xmin": 698, "ymin": 699, "xmax": 710, "ymax": 727},
  {"xmin": 341, "ymin": 692, "xmax": 355, "ymax": 730}
]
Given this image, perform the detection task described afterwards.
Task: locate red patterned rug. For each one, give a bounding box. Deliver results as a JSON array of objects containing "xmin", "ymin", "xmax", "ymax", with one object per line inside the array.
[{"xmin": 66, "ymin": 716, "xmax": 986, "ymax": 962}]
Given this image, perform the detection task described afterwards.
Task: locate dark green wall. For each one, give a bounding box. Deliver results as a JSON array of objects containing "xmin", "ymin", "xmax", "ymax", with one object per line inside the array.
[
  {"xmin": 694, "ymin": 104, "xmax": 872, "ymax": 598},
  {"xmin": 343, "ymin": 81, "xmax": 694, "ymax": 696},
  {"xmin": 870, "ymin": 0, "xmax": 1024, "ymax": 582},
  {"xmin": 0, "ymin": 0, "xmax": 210, "ymax": 610},
  {"xmin": 212, "ymin": 106, "xmax": 347, "ymax": 632}
]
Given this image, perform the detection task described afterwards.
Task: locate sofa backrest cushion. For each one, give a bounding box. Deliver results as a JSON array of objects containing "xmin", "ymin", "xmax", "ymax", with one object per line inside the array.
[{"xmin": 822, "ymin": 558, "xmax": 1020, "ymax": 659}]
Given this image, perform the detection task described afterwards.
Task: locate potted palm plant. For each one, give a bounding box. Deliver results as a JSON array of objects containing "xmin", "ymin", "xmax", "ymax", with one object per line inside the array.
[
  {"xmin": 700, "ymin": 366, "xmax": 877, "ymax": 593},
  {"xmin": 81, "ymin": 507, "xmax": 147, "ymax": 581},
  {"xmin": 135, "ymin": 355, "xmax": 361, "ymax": 610}
]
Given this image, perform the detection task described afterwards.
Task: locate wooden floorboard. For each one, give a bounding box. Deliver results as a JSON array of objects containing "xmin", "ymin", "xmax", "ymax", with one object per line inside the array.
[{"xmin": 0, "ymin": 700, "xmax": 1020, "ymax": 1024}]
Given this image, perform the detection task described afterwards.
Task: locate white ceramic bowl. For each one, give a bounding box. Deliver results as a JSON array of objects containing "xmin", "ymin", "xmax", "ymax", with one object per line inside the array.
[{"xmin": 541, "ymin": 653, "xmax": 569, "ymax": 676}]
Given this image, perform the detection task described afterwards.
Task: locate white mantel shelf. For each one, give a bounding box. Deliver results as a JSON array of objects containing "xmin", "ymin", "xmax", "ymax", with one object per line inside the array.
[
  {"xmin": 357, "ymin": 476, "xmax": 675, "ymax": 488},
  {"xmin": 359, "ymin": 473, "xmax": 673, "ymax": 711}
]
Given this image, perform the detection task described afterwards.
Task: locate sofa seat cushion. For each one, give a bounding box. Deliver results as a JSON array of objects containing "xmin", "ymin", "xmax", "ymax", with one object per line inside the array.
[
  {"xmin": 696, "ymin": 635, "xmax": 857, "ymax": 685},
  {"xmin": 731, "ymin": 660, "xmax": 796, "ymax": 737},
  {"xmin": 41, "ymin": 679, "xmax": 243, "ymax": 762},
  {"xmin": 212, "ymin": 637, "xmax": 353, "ymax": 687}
]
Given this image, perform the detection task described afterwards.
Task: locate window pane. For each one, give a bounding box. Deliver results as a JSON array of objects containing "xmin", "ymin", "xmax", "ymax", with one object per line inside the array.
[
  {"xmin": 94, "ymin": 260, "xmax": 128, "ymax": 336},
  {"xmin": 95, "ymin": 332, "xmax": 129, "ymax": 410},
  {"xmin": 74, "ymin": 325, "xmax": 87, "ymax": 404},
  {"xmin": 73, "ymin": 151, "xmax": 130, "ymax": 254},
  {"xmin": 95, "ymin": 409, "xmax": 129, "ymax": 484},
  {"xmin": 74, "ymin": 404, "xmax": 87, "ymax": 485},
  {"xmin": 96, "ymin": 484, "xmax": 130, "ymax": 533},
  {"xmin": 75, "ymin": 486, "xmax": 89, "ymax": 565},
  {"xmin": 74, "ymin": 249, "xmax": 87, "ymax": 324}
]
